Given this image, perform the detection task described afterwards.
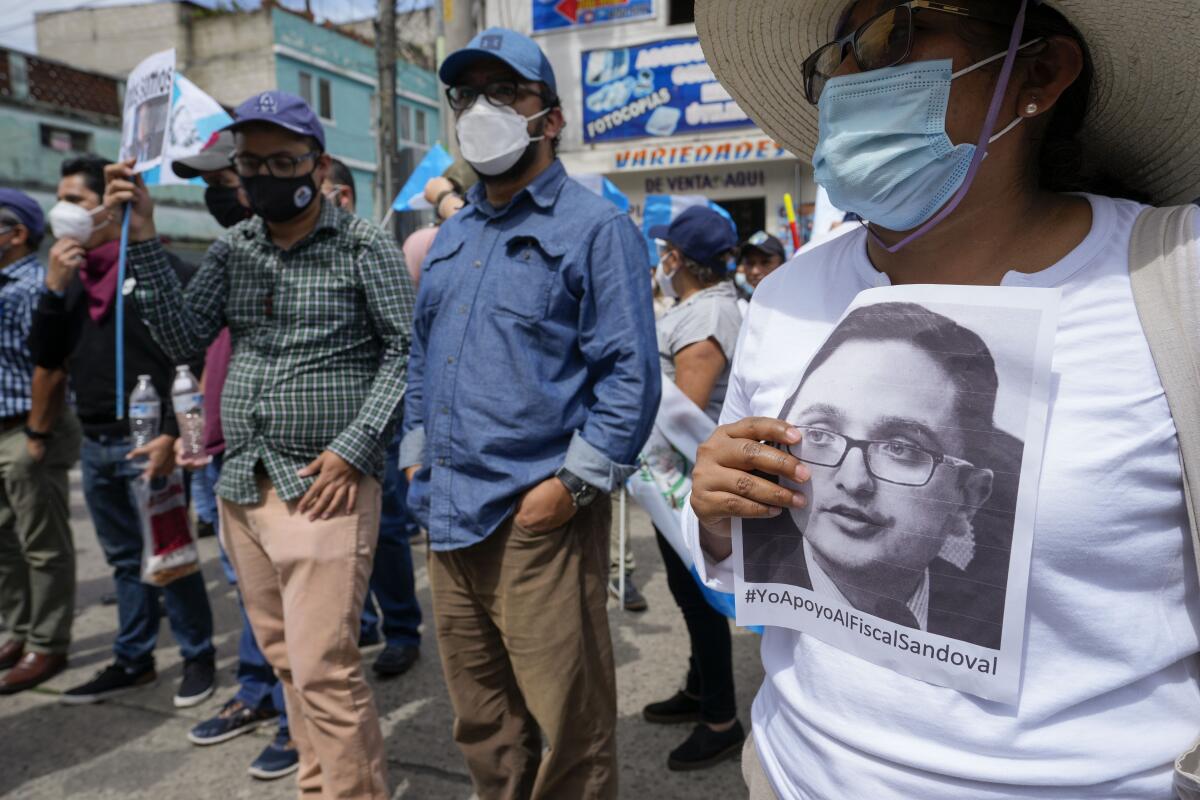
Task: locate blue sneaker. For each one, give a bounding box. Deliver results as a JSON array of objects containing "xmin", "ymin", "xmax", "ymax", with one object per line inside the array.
[
  {"xmin": 249, "ymin": 731, "xmax": 300, "ymax": 781},
  {"xmin": 188, "ymin": 698, "xmax": 278, "ymax": 745}
]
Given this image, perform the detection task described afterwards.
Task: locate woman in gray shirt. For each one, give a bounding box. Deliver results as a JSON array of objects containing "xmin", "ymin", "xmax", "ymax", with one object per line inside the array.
[{"xmin": 643, "ymin": 206, "xmax": 747, "ymax": 770}]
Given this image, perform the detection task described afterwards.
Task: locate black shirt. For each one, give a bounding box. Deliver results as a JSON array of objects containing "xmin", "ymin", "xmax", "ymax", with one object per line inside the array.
[{"xmin": 29, "ymin": 249, "xmax": 203, "ymax": 439}]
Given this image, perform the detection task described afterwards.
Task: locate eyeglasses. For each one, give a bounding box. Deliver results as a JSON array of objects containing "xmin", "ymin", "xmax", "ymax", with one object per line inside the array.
[
  {"xmin": 802, "ymin": 0, "xmax": 1018, "ymax": 105},
  {"xmin": 232, "ymin": 151, "xmax": 320, "ymax": 179},
  {"xmin": 446, "ymin": 80, "xmax": 543, "ymax": 111},
  {"xmin": 654, "ymin": 238, "xmax": 671, "ymax": 260},
  {"xmin": 786, "ymin": 425, "xmax": 975, "ymax": 487}
]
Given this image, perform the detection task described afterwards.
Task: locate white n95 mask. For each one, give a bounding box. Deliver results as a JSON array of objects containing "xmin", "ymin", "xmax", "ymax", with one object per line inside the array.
[
  {"xmin": 48, "ymin": 201, "xmax": 108, "ymax": 243},
  {"xmin": 456, "ymin": 102, "xmax": 550, "ymax": 177}
]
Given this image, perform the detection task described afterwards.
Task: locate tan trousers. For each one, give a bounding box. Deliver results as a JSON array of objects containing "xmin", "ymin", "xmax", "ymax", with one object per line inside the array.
[
  {"xmin": 219, "ymin": 474, "xmax": 387, "ymax": 800},
  {"xmin": 743, "ymin": 733, "xmax": 778, "ymax": 799},
  {"xmin": 430, "ymin": 501, "xmax": 617, "ymax": 800}
]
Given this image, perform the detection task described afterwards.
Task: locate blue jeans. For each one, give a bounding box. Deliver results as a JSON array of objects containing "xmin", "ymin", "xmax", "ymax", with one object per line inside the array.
[
  {"xmin": 208, "ymin": 456, "xmax": 288, "ymax": 734},
  {"xmin": 360, "ymin": 441, "xmax": 421, "ymax": 648},
  {"xmin": 191, "ymin": 461, "xmax": 218, "ymax": 525},
  {"xmin": 80, "ymin": 435, "xmax": 215, "ymax": 668}
]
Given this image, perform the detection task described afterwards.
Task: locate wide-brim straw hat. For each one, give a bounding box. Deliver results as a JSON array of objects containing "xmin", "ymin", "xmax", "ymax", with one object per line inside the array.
[{"xmin": 696, "ymin": 0, "xmax": 1200, "ymax": 205}]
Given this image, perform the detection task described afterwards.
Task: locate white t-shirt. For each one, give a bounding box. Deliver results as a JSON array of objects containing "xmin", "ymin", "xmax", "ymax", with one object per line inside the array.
[{"xmin": 684, "ymin": 194, "xmax": 1200, "ymax": 799}]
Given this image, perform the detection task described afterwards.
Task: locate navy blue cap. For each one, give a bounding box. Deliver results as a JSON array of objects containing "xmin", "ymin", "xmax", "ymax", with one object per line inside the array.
[
  {"xmin": 649, "ymin": 206, "xmax": 738, "ymax": 270},
  {"xmin": 739, "ymin": 230, "xmax": 786, "ymax": 261},
  {"xmin": 223, "ymin": 91, "xmax": 325, "ymax": 151},
  {"xmin": 0, "ymin": 188, "xmax": 45, "ymax": 241},
  {"xmin": 439, "ymin": 27, "xmax": 557, "ymax": 95}
]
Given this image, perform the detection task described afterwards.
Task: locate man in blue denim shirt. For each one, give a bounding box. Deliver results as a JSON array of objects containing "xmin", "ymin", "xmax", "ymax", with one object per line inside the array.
[{"xmin": 400, "ymin": 28, "xmax": 659, "ymax": 800}]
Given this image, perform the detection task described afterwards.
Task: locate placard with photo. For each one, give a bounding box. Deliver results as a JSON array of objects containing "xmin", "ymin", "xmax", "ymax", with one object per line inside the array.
[{"xmin": 733, "ymin": 284, "xmax": 1059, "ymax": 703}]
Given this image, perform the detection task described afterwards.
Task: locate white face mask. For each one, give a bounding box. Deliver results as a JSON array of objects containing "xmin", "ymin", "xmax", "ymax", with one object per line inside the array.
[
  {"xmin": 655, "ymin": 255, "xmax": 678, "ymax": 300},
  {"xmin": 456, "ymin": 102, "xmax": 550, "ymax": 177},
  {"xmin": 48, "ymin": 200, "xmax": 108, "ymax": 243}
]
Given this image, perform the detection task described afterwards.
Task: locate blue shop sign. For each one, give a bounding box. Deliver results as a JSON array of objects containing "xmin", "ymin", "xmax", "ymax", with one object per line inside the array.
[
  {"xmin": 533, "ymin": 0, "xmax": 654, "ymax": 33},
  {"xmin": 581, "ymin": 37, "xmax": 754, "ymax": 143}
]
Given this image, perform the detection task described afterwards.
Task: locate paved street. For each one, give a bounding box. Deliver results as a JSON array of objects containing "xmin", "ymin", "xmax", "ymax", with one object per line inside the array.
[{"xmin": 0, "ymin": 473, "xmax": 764, "ymax": 799}]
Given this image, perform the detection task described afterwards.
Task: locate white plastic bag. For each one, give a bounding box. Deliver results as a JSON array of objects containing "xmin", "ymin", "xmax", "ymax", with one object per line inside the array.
[{"xmin": 132, "ymin": 468, "xmax": 200, "ymax": 586}]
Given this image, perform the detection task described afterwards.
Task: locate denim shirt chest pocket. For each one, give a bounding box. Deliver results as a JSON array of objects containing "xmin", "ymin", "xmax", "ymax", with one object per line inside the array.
[
  {"xmin": 418, "ymin": 233, "xmax": 466, "ymax": 324},
  {"xmin": 487, "ymin": 233, "xmax": 566, "ymax": 322}
]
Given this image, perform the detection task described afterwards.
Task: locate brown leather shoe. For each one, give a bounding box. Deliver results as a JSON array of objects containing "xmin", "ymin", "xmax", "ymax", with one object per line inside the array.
[
  {"xmin": 0, "ymin": 652, "xmax": 67, "ymax": 694},
  {"xmin": 0, "ymin": 639, "xmax": 24, "ymax": 671}
]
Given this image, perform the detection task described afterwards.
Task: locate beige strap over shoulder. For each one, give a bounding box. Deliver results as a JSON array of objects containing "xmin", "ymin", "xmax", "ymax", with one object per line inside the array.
[{"xmin": 1126, "ymin": 203, "xmax": 1200, "ymax": 800}]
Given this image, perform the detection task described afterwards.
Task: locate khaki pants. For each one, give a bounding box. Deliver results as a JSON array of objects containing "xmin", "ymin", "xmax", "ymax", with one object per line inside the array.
[
  {"xmin": 743, "ymin": 733, "xmax": 778, "ymax": 799},
  {"xmin": 219, "ymin": 474, "xmax": 387, "ymax": 800},
  {"xmin": 430, "ymin": 501, "xmax": 617, "ymax": 800},
  {"xmin": 0, "ymin": 412, "xmax": 81, "ymax": 654}
]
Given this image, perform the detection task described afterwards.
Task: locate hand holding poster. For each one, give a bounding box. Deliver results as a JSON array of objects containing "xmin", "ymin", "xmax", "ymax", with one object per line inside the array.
[
  {"xmin": 119, "ymin": 49, "xmax": 176, "ymax": 176},
  {"xmin": 733, "ymin": 285, "xmax": 1059, "ymax": 703}
]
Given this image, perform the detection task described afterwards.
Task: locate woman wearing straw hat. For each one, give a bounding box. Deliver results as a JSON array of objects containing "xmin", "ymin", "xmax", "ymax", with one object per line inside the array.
[{"xmin": 684, "ymin": 0, "xmax": 1200, "ymax": 798}]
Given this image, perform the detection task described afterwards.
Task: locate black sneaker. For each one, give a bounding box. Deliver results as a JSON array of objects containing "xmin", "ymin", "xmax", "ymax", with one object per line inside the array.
[
  {"xmin": 175, "ymin": 655, "xmax": 216, "ymax": 708},
  {"xmin": 195, "ymin": 519, "xmax": 216, "ymax": 539},
  {"xmin": 667, "ymin": 720, "xmax": 746, "ymax": 772},
  {"xmin": 643, "ymin": 690, "xmax": 703, "ymax": 724},
  {"xmin": 372, "ymin": 643, "xmax": 419, "ymax": 678},
  {"xmin": 60, "ymin": 661, "xmax": 156, "ymax": 705},
  {"xmin": 249, "ymin": 731, "xmax": 300, "ymax": 781},
  {"xmin": 188, "ymin": 697, "xmax": 278, "ymax": 745},
  {"xmin": 608, "ymin": 574, "xmax": 648, "ymax": 612}
]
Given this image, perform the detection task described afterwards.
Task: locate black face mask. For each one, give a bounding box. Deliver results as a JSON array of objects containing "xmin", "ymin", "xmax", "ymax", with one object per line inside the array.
[
  {"xmin": 241, "ymin": 174, "xmax": 318, "ymax": 223},
  {"xmin": 204, "ymin": 185, "xmax": 251, "ymax": 229}
]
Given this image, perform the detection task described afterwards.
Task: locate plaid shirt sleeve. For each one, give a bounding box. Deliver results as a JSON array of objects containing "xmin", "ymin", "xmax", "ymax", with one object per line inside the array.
[
  {"xmin": 128, "ymin": 238, "xmax": 228, "ymax": 361},
  {"xmin": 325, "ymin": 225, "xmax": 415, "ymax": 475}
]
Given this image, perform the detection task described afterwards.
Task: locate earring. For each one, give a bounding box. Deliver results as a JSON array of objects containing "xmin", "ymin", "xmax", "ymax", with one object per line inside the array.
[{"xmin": 1025, "ymin": 101, "xmax": 1039, "ymax": 115}]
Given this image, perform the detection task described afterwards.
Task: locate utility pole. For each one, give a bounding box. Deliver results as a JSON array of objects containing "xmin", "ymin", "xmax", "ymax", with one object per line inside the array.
[
  {"xmin": 440, "ymin": 0, "xmax": 482, "ymax": 155},
  {"xmin": 375, "ymin": 0, "xmax": 398, "ymax": 224}
]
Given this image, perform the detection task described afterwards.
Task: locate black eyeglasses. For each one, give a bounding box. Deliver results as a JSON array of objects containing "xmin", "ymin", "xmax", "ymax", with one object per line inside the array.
[
  {"xmin": 233, "ymin": 151, "xmax": 320, "ymax": 179},
  {"xmin": 446, "ymin": 80, "xmax": 545, "ymax": 111},
  {"xmin": 786, "ymin": 425, "xmax": 975, "ymax": 487},
  {"xmin": 801, "ymin": 0, "xmax": 1019, "ymax": 105}
]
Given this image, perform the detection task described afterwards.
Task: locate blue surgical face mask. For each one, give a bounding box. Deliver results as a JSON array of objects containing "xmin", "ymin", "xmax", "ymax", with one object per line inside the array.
[
  {"xmin": 812, "ymin": 48, "xmax": 1031, "ymax": 233},
  {"xmin": 734, "ymin": 271, "xmax": 754, "ymax": 296}
]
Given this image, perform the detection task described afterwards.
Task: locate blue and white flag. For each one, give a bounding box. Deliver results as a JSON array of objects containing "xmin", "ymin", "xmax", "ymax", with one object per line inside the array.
[
  {"xmin": 392, "ymin": 144, "xmax": 454, "ymax": 212},
  {"xmin": 156, "ymin": 75, "xmax": 235, "ymax": 187},
  {"xmin": 572, "ymin": 173, "xmax": 631, "ymax": 212},
  {"xmin": 642, "ymin": 193, "xmax": 735, "ymax": 266}
]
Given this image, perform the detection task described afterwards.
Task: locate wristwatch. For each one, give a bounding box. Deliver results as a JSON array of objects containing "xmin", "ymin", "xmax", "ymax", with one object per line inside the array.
[{"xmin": 555, "ymin": 467, "xmax": 600, "ymax": 509}]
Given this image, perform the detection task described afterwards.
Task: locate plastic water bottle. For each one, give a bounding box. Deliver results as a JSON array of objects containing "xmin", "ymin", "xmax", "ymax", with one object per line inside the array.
[
  {"xmin": 171, "ymin": 365, "xmax": 205, "ymax": 460},
  {"xmin": 129, "ymin": 375, "xmax": 161, "ymax": 451}
]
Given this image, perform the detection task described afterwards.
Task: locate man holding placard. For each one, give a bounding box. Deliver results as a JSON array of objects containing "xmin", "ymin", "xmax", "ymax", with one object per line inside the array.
[{"xmin": 106, "ymin": 90, "xmax": 413, "ymax": 800}]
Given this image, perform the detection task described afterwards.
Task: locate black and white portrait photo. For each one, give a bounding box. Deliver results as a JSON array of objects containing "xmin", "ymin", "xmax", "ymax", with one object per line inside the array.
[{"xmin": 734, "ymin": 286, "xmax": 1059, "ymax": 703}]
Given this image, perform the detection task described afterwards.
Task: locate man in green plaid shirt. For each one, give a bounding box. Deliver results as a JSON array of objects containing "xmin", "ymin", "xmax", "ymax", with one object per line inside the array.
[{"xmin": 105, "ymin": 92, "xmax": 411, "ymax": 800}]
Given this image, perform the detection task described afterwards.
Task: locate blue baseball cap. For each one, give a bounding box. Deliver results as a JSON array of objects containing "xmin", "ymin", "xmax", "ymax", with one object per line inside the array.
[
  {"xmin": 439, "ymin": 27, "xmax": 557, "ymax": 95},
  {"xmin": 224, "ymin": 91, "xmax": 326, "ymax": 151},
  {"xmin": 649, "ymin": 206, "xmax": 738, "ymax": 270},
  {"xmin": 0, "ymin": 188, "xmax": 45, "ymax": 241}
]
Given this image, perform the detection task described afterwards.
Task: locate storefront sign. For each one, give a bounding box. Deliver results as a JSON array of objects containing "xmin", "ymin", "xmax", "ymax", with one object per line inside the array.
[
  {"xmin": 642, "ymin": 169, "xmax": 768, "ymax": 195},
  {"xmin": 533, "ymin": 0, "xmax": 654, "ymax": 32},
  {"xmin": 582, "ymin": 37, "xmax": 753, "ymax": 143},
  {"xmin": 613, "ymin": 137, "xmax": 792, "ymax": 171}
]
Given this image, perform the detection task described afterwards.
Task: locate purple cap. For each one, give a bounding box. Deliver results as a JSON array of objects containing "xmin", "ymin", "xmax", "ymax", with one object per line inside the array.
[
  {"xmin": 649, "ymin": 206, "xmax": 738, "ymax": 271},
  {"xmin": 224, "ymin": 91, "xmax": 325, "ymax": 150},
  {"xmin": 0, "ymin": 188, "xmax": 46, "ymax": 241},
  {"xmin": 440, "ymin": 27, "xmax": 557, "ymax": 95}
]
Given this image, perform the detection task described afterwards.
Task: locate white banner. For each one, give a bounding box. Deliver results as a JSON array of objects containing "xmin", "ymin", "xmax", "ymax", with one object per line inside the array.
[
  {"xmin": 733, "ymin": 284, "xmax": 1060, "ymax": 703},
  {"xmin": 119, "ymin": 49, "xmax": 175, "ymax": 177}
]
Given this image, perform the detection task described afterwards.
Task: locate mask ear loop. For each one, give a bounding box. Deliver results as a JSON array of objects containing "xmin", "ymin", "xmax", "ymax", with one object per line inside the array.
[{"xmin": 869, "ymin": 0, "xmax": 1037, "ymax": 254}]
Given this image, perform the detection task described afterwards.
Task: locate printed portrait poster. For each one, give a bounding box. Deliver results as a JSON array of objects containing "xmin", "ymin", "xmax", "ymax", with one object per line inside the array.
[
  {"xmin": 733, "ymin": 285, "xmax": 1059, "ymax": 704},
  {"xmin": 119, "ymin": 49, "xmax": 176, "ymax": 177}
]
